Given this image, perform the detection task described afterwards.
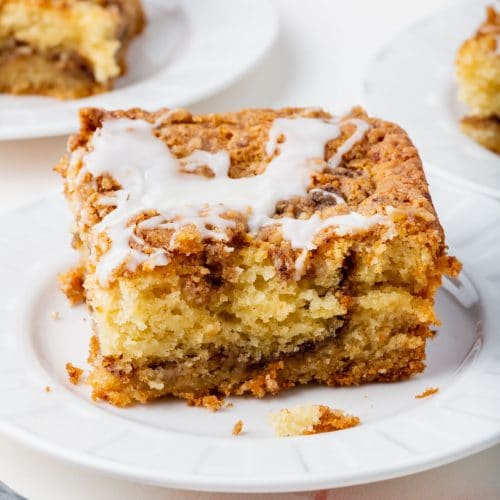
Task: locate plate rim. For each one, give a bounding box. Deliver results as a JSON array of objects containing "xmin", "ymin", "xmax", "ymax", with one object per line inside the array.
[{"xmin": 0, "ymin": 419, "xmax": 497, "ymax": 493}]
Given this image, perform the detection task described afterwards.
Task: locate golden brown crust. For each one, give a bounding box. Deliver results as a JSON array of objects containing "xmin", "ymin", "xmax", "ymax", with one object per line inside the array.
[
  {"xmin": 306, "ymin": 406, "xmax": 360, "ymax": 435},
  {"xmin": 87, "ymin": 332, "xmax": 428, "ymax": 407}
]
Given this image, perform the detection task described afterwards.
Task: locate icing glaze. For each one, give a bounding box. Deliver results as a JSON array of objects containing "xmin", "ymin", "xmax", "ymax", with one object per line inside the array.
[{"xmin": 77, "ymin": 114, "xmax": 392, "ymax": 283}]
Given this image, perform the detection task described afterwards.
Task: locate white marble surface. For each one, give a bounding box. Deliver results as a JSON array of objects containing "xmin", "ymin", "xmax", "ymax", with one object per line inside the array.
[{"xmin": 0, "ymin": 0, "xmax": 499, "ymax": 498}]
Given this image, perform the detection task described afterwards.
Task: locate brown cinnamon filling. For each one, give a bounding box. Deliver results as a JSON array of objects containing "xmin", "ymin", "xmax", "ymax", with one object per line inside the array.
[{"xmin": 0, "ymin": 39, "xmax": 96, "ymax": 81}]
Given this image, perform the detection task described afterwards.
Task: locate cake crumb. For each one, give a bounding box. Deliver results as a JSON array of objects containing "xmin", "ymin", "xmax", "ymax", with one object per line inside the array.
[
  {"xmin": 187, "ymin": 394, "xmax": 225, "ymax": 411},
  {"xmin": 51, "ymin": 311, "xmax": 60, "ymax": 320},
  {"xmin": 66, "ymin": 362, "xmax": 84, "ymax": 385},
  {"xmin": 58, "ymin": 267, "xmax": 85, "ymax": 305},
  {"xmin": 270, "ymin": 404, "xmax": 360, "ymax": 437},
  {"xmin": 232, "ymin": 420, "xmax": 244, "ymax": 436},
  {"xmin": 415, "ymin": 387, "xmax": 439, "ymax": 399},
  {"xmin": 44, "ymin": 386, "xmax": 51, "ymax": 393}
]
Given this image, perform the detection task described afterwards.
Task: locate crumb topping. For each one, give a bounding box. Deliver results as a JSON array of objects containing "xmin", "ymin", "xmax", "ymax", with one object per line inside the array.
[
  {"xmin": 58, "ymin": 107, "xmax": 443, "ymax": 287},
  {"xmin": 59, "ymin": 107, "xmax": 430, "ymax": 285}
]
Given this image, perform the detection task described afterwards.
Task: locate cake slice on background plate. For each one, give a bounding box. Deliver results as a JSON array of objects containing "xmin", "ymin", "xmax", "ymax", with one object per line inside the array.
[
  {"xmin": 456, "ymin": 5, "xmax": 500, "ymax": 153},
  {"xmin": 0, "ymin": 0, "xmax": 145, "ymax": 99}
]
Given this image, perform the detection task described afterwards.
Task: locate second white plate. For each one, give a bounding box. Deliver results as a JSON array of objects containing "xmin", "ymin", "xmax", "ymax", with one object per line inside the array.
[
  {"xmin": 0, "ymin": 175, "xmax": 499, "ymax": 492},
  {"xmin": 0, "ymin": 0, "xmax": 278, "ymax": 140},
  {"xmin": 364, "ymin": 0, "xmax": 500, "ymax": 199}
]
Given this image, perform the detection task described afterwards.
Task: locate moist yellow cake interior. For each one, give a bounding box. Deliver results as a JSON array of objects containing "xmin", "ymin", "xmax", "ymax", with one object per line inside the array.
[
  {"xmin": 456, "ymin": 6, "xmax": 500, "ymax": 152},
  {"xmin": 0, "ymin": 0, "xmax": 121, "ymax": 83},
  {"xmin": 456, "ymin": 30, "xmax": 500, "ymax": 117},
  {"xmin": 86, "ymin": 233, "xmax": 436, "ymax": 363}
]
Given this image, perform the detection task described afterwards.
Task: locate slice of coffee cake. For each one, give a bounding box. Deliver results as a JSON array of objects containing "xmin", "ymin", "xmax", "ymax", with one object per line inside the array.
[
  {"xmin": 57, "ymin": 106, "xmax": 459, "ymax": 406},
  {"xmin": 456, "ymin": 6, "xmax": 500, "ymax": 153},
  {"xmin": 0, "ymin": 0, "xmax": 145, "ymax": 99}
]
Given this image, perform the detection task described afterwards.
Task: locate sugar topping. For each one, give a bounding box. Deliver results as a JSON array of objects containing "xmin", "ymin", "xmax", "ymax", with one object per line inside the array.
[{"xmin": 78, "ymin": 114, "xmax": 394, "ymax": 283}]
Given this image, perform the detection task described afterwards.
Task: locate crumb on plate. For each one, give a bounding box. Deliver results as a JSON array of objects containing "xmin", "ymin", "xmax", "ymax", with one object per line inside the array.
[
  {"xmin": 66, "ymin": 362, "xmax": 84, "ymax": 385},
  {"xmin": 270, "ymin": 404, "xmax": 360, "ymax": 437},
  {"xmin": 232, "ymin": 420, "xmax": 244, "ymax": 436},
  {"xmin": 415, "ymin": 387, "xmax": 439, "ymax": 399}
]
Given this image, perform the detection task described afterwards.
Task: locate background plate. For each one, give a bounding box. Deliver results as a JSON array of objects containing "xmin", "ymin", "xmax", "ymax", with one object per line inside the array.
[
  {"xmin": 0, "ymin": 0, "xmax": 278, "ymax": 140},
  {"xmin": 364, "ymin": 0, "xmax": 500, "ymax": 199},
  {"xmin": 0, "ymin": 175, "xmax": 499, "ymax": 492}
]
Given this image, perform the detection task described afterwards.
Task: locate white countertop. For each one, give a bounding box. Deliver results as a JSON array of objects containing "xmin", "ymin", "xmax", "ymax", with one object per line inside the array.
[{"xmin": 0, "ymin": 0, "xmax": 498, "ymax": 498}]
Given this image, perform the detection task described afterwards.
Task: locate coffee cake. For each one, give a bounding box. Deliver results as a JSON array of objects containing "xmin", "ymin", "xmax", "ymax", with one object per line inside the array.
[{"xmin": 56, "ymin": 106, "xmax": 460, "ymax": 406}]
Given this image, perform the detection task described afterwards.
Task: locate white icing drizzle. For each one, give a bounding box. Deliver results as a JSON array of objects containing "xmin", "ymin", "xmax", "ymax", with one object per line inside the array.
[
  {"xmin": 77, "ymin": 114, "xmax": 392, "ymax": 283},
  {"xmin": 264, "ymin": 212, "xmax": 388, "ymax": 279},
  {"xmin": 180, "ymin": 150, "xmax": 230, "ymax": 177},
  {"xmin": 268, "ymin": 212, "xmax": 388, "ymax": 249},
  {"xmin": 137, "ymin": 204, "xmax": 237, "ymax": 246},
  {"xmin": 327, "ymin": 118, "xmax": 371, "ymax": 169},
  {"xmin": 293, "ymin": 249, "xmax": 309, "ymax": 281},
  {"xmin": 98, "ymin": 190, "xmax": 129, "ymax": 207}
]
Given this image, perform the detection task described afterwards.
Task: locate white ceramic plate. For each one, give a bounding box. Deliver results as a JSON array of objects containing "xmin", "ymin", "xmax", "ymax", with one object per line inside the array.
[
  {"xmin": 364, "ymin": 0, "xmax": 500, "ymax": 200},
  {"xmin": 0, "ymin": 175, "xmax": 499, "ymax": 493},
  {"xmin": 0, "ymin": 0, "xmax": 277, "ymax": 141}
]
